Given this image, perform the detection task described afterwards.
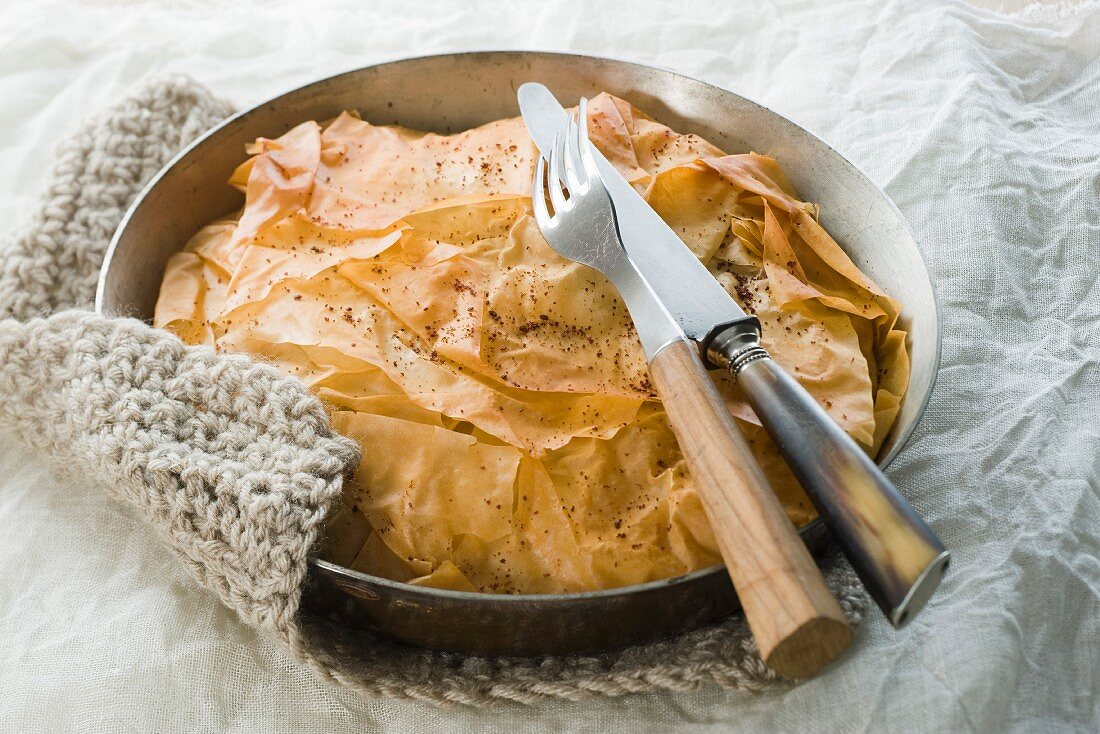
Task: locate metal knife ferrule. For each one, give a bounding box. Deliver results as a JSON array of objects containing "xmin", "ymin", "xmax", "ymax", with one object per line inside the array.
[
  {"xmin": 703, "ymin": 318, "xmax": 771, "ymax": 375},
  {"xmin": 700, "ymin": 317, "xmax": 764, "ymax": 372}
]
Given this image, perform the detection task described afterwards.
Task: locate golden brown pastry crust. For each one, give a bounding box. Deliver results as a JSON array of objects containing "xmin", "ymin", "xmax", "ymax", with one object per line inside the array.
[{"xmin": 154, "ymin": 94, "xmax": 908, "ymax": 594}]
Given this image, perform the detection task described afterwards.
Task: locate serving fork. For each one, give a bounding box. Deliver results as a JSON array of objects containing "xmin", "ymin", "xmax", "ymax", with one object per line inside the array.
[{"xmin": 532, "ymin": 100, "xmax": 853, "ymax": 677}]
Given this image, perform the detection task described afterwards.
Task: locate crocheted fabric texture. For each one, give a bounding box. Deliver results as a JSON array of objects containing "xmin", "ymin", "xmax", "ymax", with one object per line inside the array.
[{"xmin": 0, "ymin": 76, "xmax": 868, "ymax": 706}]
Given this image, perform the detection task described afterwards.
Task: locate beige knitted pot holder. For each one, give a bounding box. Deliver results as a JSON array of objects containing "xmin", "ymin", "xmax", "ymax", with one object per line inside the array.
[{"xmin": 0, "ymin": 76, "xmax": 867, "ymax": 706}]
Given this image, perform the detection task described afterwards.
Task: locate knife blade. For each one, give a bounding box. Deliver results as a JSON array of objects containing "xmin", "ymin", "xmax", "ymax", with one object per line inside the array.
[{"xmin": 517, "ymin": 82, "xmax": 756, "ymax": 359}]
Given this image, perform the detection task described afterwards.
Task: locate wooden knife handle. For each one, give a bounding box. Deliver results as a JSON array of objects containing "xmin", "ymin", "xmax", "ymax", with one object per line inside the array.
[
  {"xmin": 649, "ymin": 339, "xmax": 851, "ymax": 678},
  {"xmin": 734, "ymin": 356, "xmax": 949, "ymax": 627}
]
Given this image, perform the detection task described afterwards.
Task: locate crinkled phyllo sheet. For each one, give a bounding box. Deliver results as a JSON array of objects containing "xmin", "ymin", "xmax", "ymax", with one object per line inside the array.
[{"xmin": 154, "ymin": 94, "xmax": 909, "ymax": 594}]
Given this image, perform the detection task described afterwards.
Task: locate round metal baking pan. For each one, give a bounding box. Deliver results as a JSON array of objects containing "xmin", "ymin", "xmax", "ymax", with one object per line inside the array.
[{"xmin": 96, "ymin": 51, "xmax": 941, "ymax": 657}]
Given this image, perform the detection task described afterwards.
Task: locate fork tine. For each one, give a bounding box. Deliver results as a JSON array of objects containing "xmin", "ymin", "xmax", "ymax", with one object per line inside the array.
[
  {"xmin": 532, "ymin": 154, "xmax": 552, "ymax": 225},
  {"xmin": 547, "ymin": 130, "xmax": 569, "ymax": 215},
  {"xmin": 575, "ymin": 97, "xmax": 600, "ymax": 177},
  {"xmin": 563, "ymin": 113, "xmax": 585, "ymax": 192}
]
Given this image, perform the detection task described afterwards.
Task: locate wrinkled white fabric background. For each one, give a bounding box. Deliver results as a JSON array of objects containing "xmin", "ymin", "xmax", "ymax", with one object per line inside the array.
[{"xmin": 0, "ymin": 0, "xmax": 1097, "ymax": 731}]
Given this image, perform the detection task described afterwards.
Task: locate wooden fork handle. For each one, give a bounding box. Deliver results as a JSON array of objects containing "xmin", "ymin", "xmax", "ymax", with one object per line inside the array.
[{"xmin": 649, "ymin": 339, "xmax": 851, "ymax": 678}]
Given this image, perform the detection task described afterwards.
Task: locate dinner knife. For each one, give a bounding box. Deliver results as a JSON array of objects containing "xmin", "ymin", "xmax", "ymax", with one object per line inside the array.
[{"xmin": 518, "ymin": 82, "xmax": 949, "ymax": 632}]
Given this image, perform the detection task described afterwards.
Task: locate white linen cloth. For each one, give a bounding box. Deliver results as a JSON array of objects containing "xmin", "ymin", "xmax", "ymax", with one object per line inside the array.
[{"xmin": 0, "ymin": 0, "xmax": 1097, "ymax": 730}]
